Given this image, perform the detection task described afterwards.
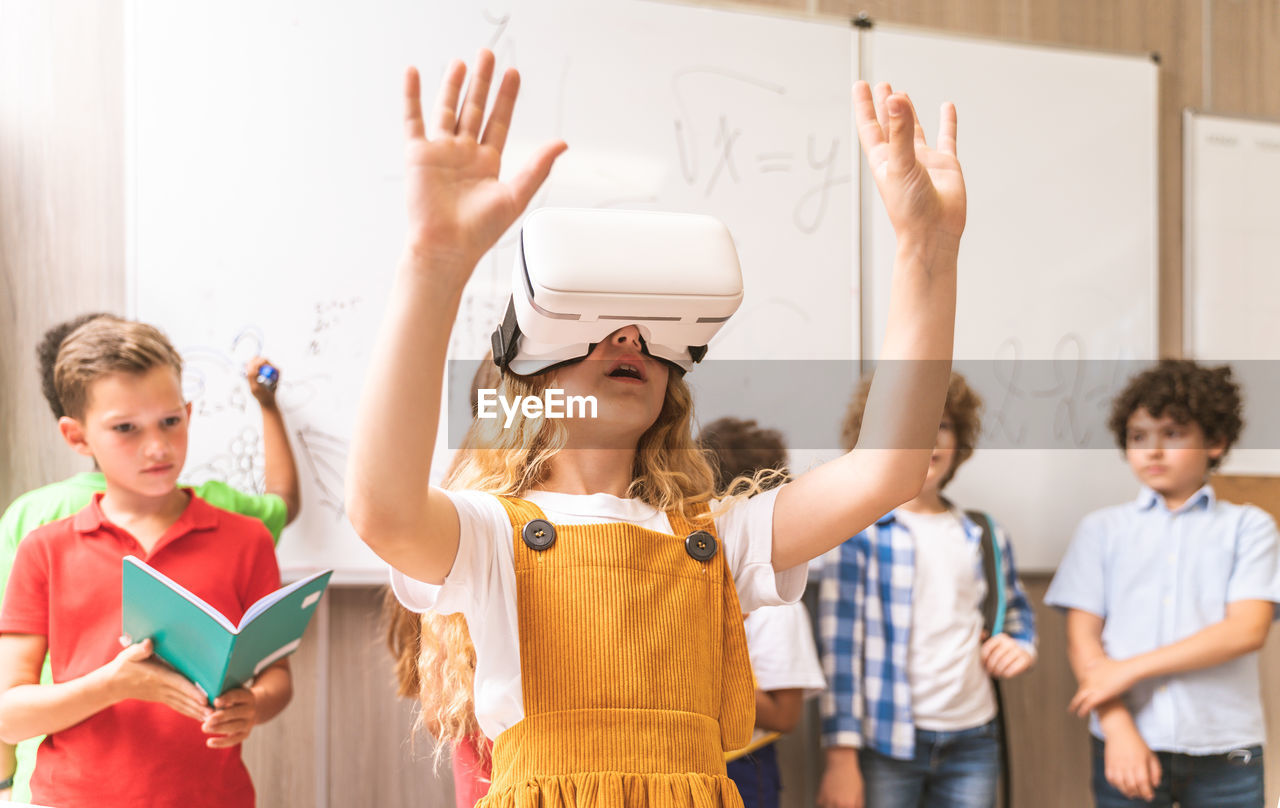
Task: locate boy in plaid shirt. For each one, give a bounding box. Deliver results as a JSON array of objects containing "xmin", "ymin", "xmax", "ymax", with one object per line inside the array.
[{"xmin": 818, "ymin": 373, "xmax": 1036, "ymax": 808}]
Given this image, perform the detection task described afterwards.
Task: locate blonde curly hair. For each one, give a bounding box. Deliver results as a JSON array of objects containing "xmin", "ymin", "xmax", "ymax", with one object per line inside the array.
[{"xmin": 382, "ymin": 593, "xmax": 484, "ymax": 767}]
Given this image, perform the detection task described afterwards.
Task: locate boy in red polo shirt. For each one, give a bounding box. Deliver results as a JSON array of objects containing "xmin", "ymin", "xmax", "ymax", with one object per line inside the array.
[{"xmin": 0, "ymin": 318, "xmax": 293, "ymax": 807}]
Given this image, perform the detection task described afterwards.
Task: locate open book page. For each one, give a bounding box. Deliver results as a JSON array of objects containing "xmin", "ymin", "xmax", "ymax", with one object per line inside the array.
[
  {"xmin": 237, "ymin": 568, "xmax": 331, "ymax": 629},
  {"xmin": 223, "ymin": 570, "xmax": 332, "ymax": 691},
  {"xmin": 124, "ymin": 557, "xmax": 237, "ymax": 632}
]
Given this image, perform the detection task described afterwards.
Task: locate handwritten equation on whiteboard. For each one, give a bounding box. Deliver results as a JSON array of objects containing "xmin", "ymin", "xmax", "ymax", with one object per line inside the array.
[{"xmin": 671, "ymin": 68, "xmax": 848, "ymax": 234}]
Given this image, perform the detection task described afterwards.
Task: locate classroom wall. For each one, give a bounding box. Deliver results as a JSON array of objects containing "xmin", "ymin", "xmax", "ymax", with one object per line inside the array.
[
  {"xmin": 4, "ymin": 1, "xmax": 1280, "ymax": 806},
  {"xmin": 0, "ymin": 0, "xmax": 126, "ymax": 512}
]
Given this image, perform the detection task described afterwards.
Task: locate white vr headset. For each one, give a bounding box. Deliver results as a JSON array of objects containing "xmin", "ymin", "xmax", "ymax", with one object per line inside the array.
[{"xmin": 491, "ymin": 208, "xmax": 744, "ymax": 376}]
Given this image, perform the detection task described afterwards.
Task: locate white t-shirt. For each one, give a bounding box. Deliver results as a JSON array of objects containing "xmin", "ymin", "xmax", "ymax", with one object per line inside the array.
[
  {"xmin": 738, "ymin": 601, "xmax": 827, "ymax": 751},
  {"xmin": 744, "ymin": 602, "xmax": 826, "ymax": 696},
  {"xmin": 893, "ymin": 508, "xmax": 997, "ymax": 732},
  {"xmin": 391, "ymin": 486, "xmax": 807, "ymax": 741}
]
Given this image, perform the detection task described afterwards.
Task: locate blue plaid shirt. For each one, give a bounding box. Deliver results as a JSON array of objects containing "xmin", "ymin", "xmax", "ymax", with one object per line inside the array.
[{"xmin": 819, "ymin": 506, "xmax": 1037, "ymax": 758}]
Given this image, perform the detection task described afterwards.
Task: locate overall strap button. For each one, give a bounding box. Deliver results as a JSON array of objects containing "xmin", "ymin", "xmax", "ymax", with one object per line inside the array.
[
  {"xmin": 522, "ymin": 519, "xmax": 557, "ymax": 551},
  {"xmin": 685, "ymin": 530, "xmax": 717, "ymax": 562}
]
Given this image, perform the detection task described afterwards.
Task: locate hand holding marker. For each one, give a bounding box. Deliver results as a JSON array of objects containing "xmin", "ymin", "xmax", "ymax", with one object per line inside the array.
[
  {"xmin": 246, "ymin": 356, "xmax": 282, "ymax": 405},
  {"xmin": 256, "ymin": 363, "xmax": 279, "ymax": 391}
]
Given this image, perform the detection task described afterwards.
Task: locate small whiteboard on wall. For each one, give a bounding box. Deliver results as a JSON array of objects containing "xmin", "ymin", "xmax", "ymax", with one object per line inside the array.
[
  {"xmin": 1185, "ymin": 112, "xmax": 1280, "ymax": 476},
  {"xmin": 126, "ymin": 0, "xmax": 856, "ymax": 580},
  {"xmin": 861, "ymin": 27, "xmax": 1160, "ymax": 570}
]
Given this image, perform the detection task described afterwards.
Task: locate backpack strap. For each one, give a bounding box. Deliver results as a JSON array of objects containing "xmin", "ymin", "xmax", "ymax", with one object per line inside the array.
[
  {"xmin": 966, "ymin": 510, "xmax": 1007, "ymax": 637},
  {"xmin": 963, "ymin": 507, "xmax": 1014, "ymax": 808}
]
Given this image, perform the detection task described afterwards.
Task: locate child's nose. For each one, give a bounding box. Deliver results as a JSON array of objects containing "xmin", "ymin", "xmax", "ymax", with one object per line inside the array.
[
  {"xmin": 611, "ymin": 326, "xmax": 643, "ymax": 351},
  {"xmin": 144, "ymin": 434, "xmax": 170, "ymax": 458}
]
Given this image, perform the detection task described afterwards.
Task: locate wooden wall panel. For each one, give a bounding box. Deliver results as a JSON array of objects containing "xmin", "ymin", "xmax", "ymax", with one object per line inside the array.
[
  {"xmin": 1208, "ymin": 0, "xmax": 1280, "ymax": 117},
  {"xmin": 0, "ymin": 0, "xmax": 125, "ymax": 506},
  {"xmin": 242, "ymin": 602, "xmax": 322, "ymax": 806},
  {"xmin": 326, "ymin": 586, "xmax": 453, "ymax": 807},
  {"xmin": 1000, "ymin": 576, "xmax": 1093, "ymax": 808},
  {"xmin": 1213, "ymin": 474, "xmax": 1280, "ymax": 808}
]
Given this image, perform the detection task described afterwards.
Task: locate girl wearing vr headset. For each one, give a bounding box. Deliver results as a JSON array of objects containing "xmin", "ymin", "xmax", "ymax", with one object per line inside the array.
[{"xmin": 348, "ymin": 49, "xmax": 964, "ymax": 808}]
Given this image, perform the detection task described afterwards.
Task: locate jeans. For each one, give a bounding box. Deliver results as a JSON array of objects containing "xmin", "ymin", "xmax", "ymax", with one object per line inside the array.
[
  {"xmin": 859, "ymin": 719, "xmax": 1000, "ymax": 808},
  {"xmin": 727, "ymin": 742, "xmax": 781, "ymax": 808},
  {"xmin": 1091, "ymin": 737, "xmax": 1264, "ymax": 808}
]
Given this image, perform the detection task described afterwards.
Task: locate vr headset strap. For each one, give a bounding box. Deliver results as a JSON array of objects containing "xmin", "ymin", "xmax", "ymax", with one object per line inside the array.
[{"xmin": 492, "ymin": 298, "xmax": 522, "ymax": 370}]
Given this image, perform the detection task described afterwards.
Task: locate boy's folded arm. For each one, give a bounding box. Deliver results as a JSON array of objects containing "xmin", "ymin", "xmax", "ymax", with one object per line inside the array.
[
  {"xmin": 0, "ymin": 634, "xmax": 118, "ymax": 744},
  {"xmin": 1066, "ymin": 612, "xmax": 1144, "ymax": 730},
  {"xmin": 1065, "ymin": 609, "xmax": 1109, "ymax": 680},
  {"xmin": 1095, "ymin": 699, "xmax": 1141, "ymax": 738},
  {"xmin": 1124, "ymin": 598, "xmax": 1272, "ymax": 681},
  {"xmin": 1069, "ymin": 601, "xmax": 1273, "ymax": 716}
]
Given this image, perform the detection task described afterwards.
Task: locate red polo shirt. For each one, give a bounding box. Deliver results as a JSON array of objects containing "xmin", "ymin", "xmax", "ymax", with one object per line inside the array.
[{"xmin": 0, "ymin": 491, "xmax": 280, "ymax": 808}]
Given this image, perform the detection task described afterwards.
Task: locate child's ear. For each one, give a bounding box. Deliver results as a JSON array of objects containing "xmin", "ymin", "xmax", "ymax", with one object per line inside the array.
[
  {"xmin": 1207, "ymin": 439, "xmax": 1227, "ymax": 463},
  {"xmin": 58, "ymin": 416, "xmax": 94, "ymax": 457},
  {"xmin": 185, "ymin": 401, "xmax": 193, "ymax": 420}
]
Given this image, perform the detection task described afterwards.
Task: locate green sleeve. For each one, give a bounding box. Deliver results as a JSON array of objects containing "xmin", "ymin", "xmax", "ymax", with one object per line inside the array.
[
  {"xmin": 0, "ymin": 501, "xmax": 27, "ymax": 606},
  {"xmin": 192, "ymin": 480, "xmax": 289, "ymax": 545},
  {"xmin": 1, "ymin": 476, "xmax": 104, "ymax": 603}
]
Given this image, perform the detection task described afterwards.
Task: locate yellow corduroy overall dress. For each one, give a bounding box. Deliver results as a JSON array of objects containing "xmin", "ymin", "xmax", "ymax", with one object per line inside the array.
[{"xmin": 475, "ymin": 497, "xmax": 756, "ymax": 808}]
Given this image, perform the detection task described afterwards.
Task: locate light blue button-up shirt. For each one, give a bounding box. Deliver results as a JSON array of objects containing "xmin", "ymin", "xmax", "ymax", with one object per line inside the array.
[{"xmin": 1046, "ymin": 484, "xmax": 1280, "ymax": 754}]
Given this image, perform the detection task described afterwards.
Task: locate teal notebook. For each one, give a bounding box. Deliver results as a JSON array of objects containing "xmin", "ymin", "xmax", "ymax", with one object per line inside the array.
[{"xmin": 121, "ymin": 556, "xmax": 332, "ymax": 704}]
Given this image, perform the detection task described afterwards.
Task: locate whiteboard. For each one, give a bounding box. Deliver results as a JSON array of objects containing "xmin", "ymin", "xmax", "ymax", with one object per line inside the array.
[
  {"xmin": 861, "ymin": 28, "xmax": 1159, "ymax": 570},
  {"xmin": 1185, "ymin": 112, "xmax": 1280, "ymax": 476},
  {"xmin": 127, "ymin": 0, "xmax": 856, "ymax": 580}
]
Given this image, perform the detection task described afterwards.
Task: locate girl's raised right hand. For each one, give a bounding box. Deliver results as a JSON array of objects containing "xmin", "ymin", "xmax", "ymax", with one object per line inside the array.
[
  {"xmin": 402, "ymin": 49, "xmax": 567, "ymax": 286},
  {"xmin": 853, "ymin": 81, "xmax": 965, "ymax": 251}
]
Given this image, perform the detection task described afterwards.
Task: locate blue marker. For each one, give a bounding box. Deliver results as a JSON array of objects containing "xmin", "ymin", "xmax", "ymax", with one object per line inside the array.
[{"xmin": 255, "ymin": 363, "xmax": 280, "ymax": 391}]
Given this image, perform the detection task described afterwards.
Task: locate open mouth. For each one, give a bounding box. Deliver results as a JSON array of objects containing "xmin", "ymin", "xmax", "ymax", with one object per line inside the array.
[{"xmin": 606, "ymin": 360, "xmax": 646, "ymax": 382}]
